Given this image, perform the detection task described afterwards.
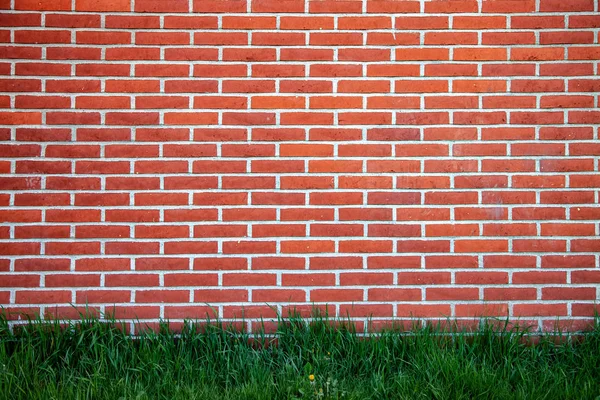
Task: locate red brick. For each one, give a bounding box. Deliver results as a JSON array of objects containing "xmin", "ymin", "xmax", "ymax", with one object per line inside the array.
[
  {"xmin": 135, "ymin": 0, "xmax": 189, "ymax": 12},
  {"xmin": 194, "ymin": 258, "xmax": 247, "ymax": 271},
  {"xmin": 46, "ymin": 274, "xmax": 100, "ymax": 287},
  {"xmin": 14, "ymin": 0, "xmax": 69, "ymax": 9},
  {"xmin": 427, "ymin": 288, "xmax": 479, "ymax": 301},
  {"xmin": 455, "ymin": 239, "xmax": 508, "ymax": 253},
  {"xmin": 0, "ymin": 46, "xmax": 38, "ymax": 60},
  {"xmin": 455, "ymin": 303, "xmax": 509, "ymax": 318},
  {"xmin": 485, "ymin": 288, "xmax": 536, "ymax": 301},
  {"xmin": 456, "ymin": 272, "xmax": 508, "ymax": 285},
  {"xmin": 539, "ymin": 0, "xmax": 593, "ymax": 11},
  {"xmin": 454, "ymin": 48, "xmax": 507, "ymax": 61},
  {"xmin": 369, "ymin": 0, "xmax": 420, "ymax": 13},
  {"xmin": 543, "ymin": 287, "xmax": 596, "ymax": 300},
  {"xmin": 16, "ymin": 290, "xmax": 71, "ymax": 304},
  {"xmin": 454, "ymin": 79, "xmax": 506, "ymax": 93},
  {"xmin": 164, "ymin": 241, "xmax": 217, "ymax": 255},
  {"xmin": 46, "ymin": 242, "xmax": 100, "ymax": 255},
  {"xmin": 193, "ymin": 0, "xmax": 246, "ymax": 12},
  {"xmin": 514, "ymin": 240, "xmax": 566, "ymax": 253},
  {"xmin": 396, "ymin": 48, "xmax": 449, "ymax": 61},
  {"xmin": 223, "ymin": 241, "xmax": 276, "ymax": 254},
  {"xmin": 512, "ymin": 48, "xmax": 565, "ymax": 61},
  {"xmin": 224, "ymin": 16, "xmax": 275, "ymax": 29},
  {"xmin": 76, "ymin": 290, "xmax": 130, "ymax": 304},
  {"xmin": 137, "ymin": 290, "xmax": 189, "ymax": 303},
  {"xmin": 254, "ymin": 289, "xmax": 305, "ymax": 302},
  {"xmin": 396, "ymin": 240, "xmax": 450, "ymax": 253},
  {"xmin": 425, "ymin": 255, "xmax": 478, "ymax": 269},
  {"xmin": 252, "ymin": 257, "xmax": 305, "ymax": 270},
  {"xmin": 482, "ymin": 64, "xmax": 536, "ymax": 77},
  {"xmin": 310, "ymin": 289, "xmax": 363, "ymax": 302},
  {"xmin": 396, "ymin": 304, "xmax": 451, "ymax": 318},
  {"xmin": 164, "ymin": 273, "xmax": 218, "ymax": 287},
  {"xmin": 253, "ymin": 224, "xmax": 305, "ymax": 237}
]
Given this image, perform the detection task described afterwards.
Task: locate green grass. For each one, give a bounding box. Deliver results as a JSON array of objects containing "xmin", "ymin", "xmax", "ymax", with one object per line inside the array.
[{"xmin": 1, "ymin": 310, "xmax": 599, "ymax": 399}]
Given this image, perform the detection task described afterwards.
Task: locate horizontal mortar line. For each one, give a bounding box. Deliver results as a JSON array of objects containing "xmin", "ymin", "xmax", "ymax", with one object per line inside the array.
[
  {"xmin": 4, "ymin": 194, "xmax": 596, "ymax": 197},
  {"xmin": 0, "ymin": 251, "xmax": 596, "ymax": 257},
  {"xmin": 4, "ymin": 140, "xmax": 595, "ymax": 144},
  {"xmin": 5, "ymin": 44, "xmax": 597, "ymax": 48},
  {"xmin": 2, "ymin": 125, "xmax": 598, "ymax": 129},
  {"xmin": 3, "ymin": 204, "xmax": 597, "ymax": 208},
  {"xmin": 0, "ymin": 122, "xmax": 596, "ymax": 129},
  {"xmin": 1, "ymin": 252, "xmax": 595, "ymax": 257},
  {"xmin": 12, "ymin": 88, "xmax": 597, "ymax": 91},
  {"xmin": 3, "ymin": 234, "xmax": 598, "ymax": 239},
  {"xmin": 2, "ymin": 173, "xmax": 599, "ymax": 177},
  {"xmin": 4, "ymin": 61, "xmax": 599, "ymax": 66},
  {"xmin": 2, "ymin": 203, "xmax": 597, "ymax": 207},
  {"xmin": 6, "ymin": 226, "xmax": 569, "ymax": 230},
  {"xmin": 6, "ymin": 228, "xmax": 598, "ymax": 233},
  {"xmin": 5, "ymin": 47, "xmax": 594, "ymax": 52},
  {"xmin": 4, "ymin": 42, "xmax": 596, "ymax": 46},
  {"xmin": 4, "ymin": 10, "xmax": 598, "ymax": 16},
  {"xmin": 2, "ymin": 206, "xmax": 597, "ymax": 210},
  {"xmin": 10, "ymin": 95, "xmax": 600, "ymax": 98},
  {"xmin": 4, "ymin": 60, "xmax": 599, "ymax": 66},
  {"xmin": 7, "ymin": 88, "xmax": 600, "ymax": 91},
  {"xmin": 3, "ymin": 223, "xmax": 598, "ymax": 227},
  {"xmin": 0, "ymin": 253, "xmax": 564, "ymax": 259},
  {"xmin": 6, "ymin": 278, "xmax": 596, "ymax": 285},
  {"xmin": 10, "ymin": 105, "xmax": 599, "ymax": 108},
  {"xmin": 5, "ymin": 269, "xmax": 591, "ymax": 274},
  {"xmin": 3, "ymin": 218, "xmax": 591, "ymax": 221},
  {"xmin": 8, "ymin": 27, "xmax": 600, "ymax": 32},
  {"xmin": 6, "ymin": 55, "xmax": 596, "ymax": 59},
  {"xmin": 2, "ymin": 151, "xmax": 597, "ymax": 154},
  {"xmin": 4, "ymin": 156, "xmax": 598, "ymax": 160},
  {"xmin": 3, "ymin": 209, "xmax": 594, "ymax": 213},
  {"xmin": 10, "ymin": 99, "xmax": 600, "ymax": 102},
  {"xmin": 2, "ymin": 143, "xmax": 595, "ymax": 147},
  {"xmin": 9, "ymin": 106, "xmax": 599, "ymax": 109},
  {"xmin": 7, "ymin": 302, "xmax": 585, "ymax": 308},
  {"xmin": 7, "ymin": 80, "xmax": 598, "ymax": 84},
  {"xmin": 0, "ymin": 272, "xmax": 596, "ymax": 276},
  {"xmin": 0, "ymin": 268, "xmax": 589, "ymax": 273}
]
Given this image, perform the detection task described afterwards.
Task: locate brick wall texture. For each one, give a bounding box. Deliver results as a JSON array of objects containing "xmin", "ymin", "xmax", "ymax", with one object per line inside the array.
[{"xmin": 0, "ymin": 0, "xmax": 599, "ymax": 332}]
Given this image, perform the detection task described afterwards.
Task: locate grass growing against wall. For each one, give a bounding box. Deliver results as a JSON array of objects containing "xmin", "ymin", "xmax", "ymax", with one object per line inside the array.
[{"xmin": 1, "ymin": 311, "xmax": 599, "ymax": 400}]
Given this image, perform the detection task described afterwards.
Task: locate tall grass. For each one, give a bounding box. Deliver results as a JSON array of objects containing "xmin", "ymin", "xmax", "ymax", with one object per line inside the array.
[{"xmin": 1, "ymin": 310, "xmax": 599, "ymax": 399}]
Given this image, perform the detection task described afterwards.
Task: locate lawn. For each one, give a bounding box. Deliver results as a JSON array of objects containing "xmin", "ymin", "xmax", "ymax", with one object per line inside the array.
[{"xmin": 1, "ymin": 311, "xmax": 599, "ymax": 399}]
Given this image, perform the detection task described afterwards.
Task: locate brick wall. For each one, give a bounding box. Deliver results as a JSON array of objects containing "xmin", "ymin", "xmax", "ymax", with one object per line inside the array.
[{"xmin": 1, "ymin": 0, "xmax": 599, "ymax": 332}]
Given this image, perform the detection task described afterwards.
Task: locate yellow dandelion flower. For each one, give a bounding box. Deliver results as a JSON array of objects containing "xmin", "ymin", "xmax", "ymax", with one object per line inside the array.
[{"xmin": 309, "ymin": 374, "xmax": 315, "ymax": 382}]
